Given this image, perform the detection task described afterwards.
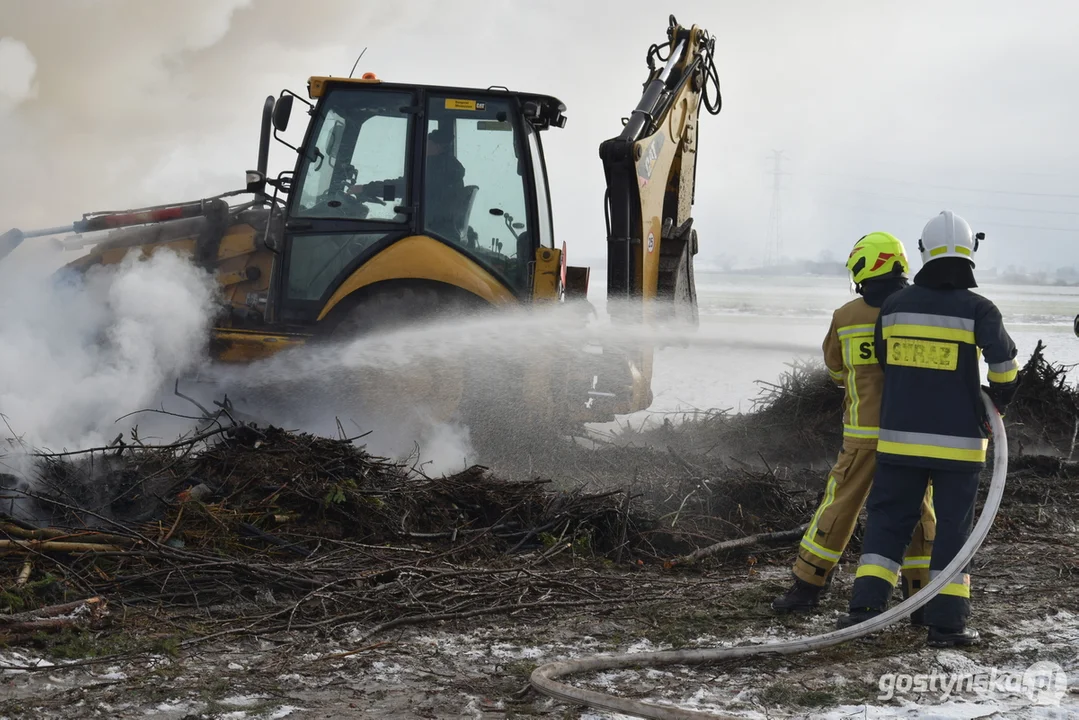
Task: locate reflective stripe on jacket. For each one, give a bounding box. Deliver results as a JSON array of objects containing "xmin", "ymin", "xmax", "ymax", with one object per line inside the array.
[
  {"xmin": 873, "ymin": 285, "xmax": 1019, "ymax": 469},
  {"xmin": 823, "ymin": 298, "xmax": 885, "ymax": 448}
]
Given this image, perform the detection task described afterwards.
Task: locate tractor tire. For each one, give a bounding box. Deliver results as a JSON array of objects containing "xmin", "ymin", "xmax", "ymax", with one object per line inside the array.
[{"xmin": 313, "ymin": 282, "xmax": 492, "ymax": 432}]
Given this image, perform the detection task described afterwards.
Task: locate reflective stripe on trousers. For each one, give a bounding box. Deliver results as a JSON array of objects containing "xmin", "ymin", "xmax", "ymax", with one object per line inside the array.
[
  {"xmin": 800, "ymin": 474, "xmax": 841, "ymax": 562},
  {"xmin": 855, "ymin": 553, "xmax": 900, "ymax": 585},
  {"xmin": 930, "ymin": 568, "xmax": 972, "ymax": 598}
]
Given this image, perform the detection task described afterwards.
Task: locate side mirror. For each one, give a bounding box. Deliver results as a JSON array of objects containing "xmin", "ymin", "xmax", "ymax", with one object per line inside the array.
[
  {"xmin": 273, "ymin": 95, "xmax": 294, "ymax": 132},
  {"xmin": 245, "ymin": 170, "xmax": 266, "ymax": 193}
]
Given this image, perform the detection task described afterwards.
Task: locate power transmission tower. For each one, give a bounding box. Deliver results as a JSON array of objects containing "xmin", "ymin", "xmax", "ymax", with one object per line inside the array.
[{"xmin": 765, "ymin": 150, "xmax": 790, "ymax": 267}]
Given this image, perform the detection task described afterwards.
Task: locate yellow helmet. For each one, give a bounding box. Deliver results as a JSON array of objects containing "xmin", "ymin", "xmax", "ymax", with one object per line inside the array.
[{"xmin": 846, "ymin": 232, "xmax": 910, "ymax": 285}]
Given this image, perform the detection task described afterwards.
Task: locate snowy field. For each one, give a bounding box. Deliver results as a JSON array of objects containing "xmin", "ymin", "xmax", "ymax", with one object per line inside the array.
[{"xmin": 590, "ymin": 271, "xmax": 1079, "ymax": 423}]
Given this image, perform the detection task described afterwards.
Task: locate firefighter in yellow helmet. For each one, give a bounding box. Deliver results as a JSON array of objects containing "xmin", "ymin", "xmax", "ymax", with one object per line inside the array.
[
  {"xmin": 772, "ymin": 232, "xmax": 936, "ymax": 618},
  {"xmin": 838, "ymin": 211, "xmax": 1019, "ymax": 647}
]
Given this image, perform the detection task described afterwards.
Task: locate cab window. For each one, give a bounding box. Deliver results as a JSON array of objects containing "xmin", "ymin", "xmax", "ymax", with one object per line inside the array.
[
  {"xmin": 424, "ymin": 96, "xmax": 533, "ymax": 291},
  {"xmin": 293, "ymin": 89, "xmax": 413, "ymax": 223}
]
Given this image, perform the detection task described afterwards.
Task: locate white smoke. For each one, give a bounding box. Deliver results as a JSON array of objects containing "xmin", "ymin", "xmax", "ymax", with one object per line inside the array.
[
  {"xmin": 0, "ymin": 0, "xmax": 435, "ymax": 229},
  {"xmin": 0, "ymin": 37, "xmax": 37, "ymax": 110},
  {"xmin": 0, "ymin": 247, "xmax": 218, "ymax": 455}
]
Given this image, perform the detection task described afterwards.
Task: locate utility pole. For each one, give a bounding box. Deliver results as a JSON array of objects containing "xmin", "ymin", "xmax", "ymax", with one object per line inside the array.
[{"xmin": 765, "ymin": 150, "xmax": 790, "ymax": 267}]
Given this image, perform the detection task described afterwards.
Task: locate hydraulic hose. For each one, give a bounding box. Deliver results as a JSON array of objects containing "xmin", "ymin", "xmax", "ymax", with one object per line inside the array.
[{"xmin": 530, "ymin": 392, "xmax": 1008, "ymax": 720}]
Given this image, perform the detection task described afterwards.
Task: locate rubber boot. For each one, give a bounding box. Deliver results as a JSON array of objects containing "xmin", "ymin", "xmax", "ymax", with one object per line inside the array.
[
  {"xmin": 836, "ymin": 608, "xmax": 881, "ymax": 629},
  {"xmin": 927, "ymin": 626, "xmax": 980, "ymax": 647},
  {"xmin": 771, "ymin": 578, "xmax": 824, "ymax": 613}
]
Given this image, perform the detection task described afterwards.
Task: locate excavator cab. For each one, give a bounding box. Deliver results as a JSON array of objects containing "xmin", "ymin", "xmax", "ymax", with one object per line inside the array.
[{"xmin": 261, "ymin": 76, "xmax": 568, "ymax": 331}]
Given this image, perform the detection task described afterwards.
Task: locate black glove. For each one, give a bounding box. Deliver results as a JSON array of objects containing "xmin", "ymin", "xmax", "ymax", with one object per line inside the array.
[{"xmin": 981, "ymin": 384, "xmax": 1009, "ymax": 417}]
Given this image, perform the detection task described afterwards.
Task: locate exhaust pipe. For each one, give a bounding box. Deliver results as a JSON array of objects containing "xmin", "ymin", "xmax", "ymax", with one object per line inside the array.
[
  {"xmin": 257, "ymin": 95, "xmax": 274, "ymax": 178},
  {"xmin": 247, "ymin": 95, "xmax": 276, "ymax": 196}
]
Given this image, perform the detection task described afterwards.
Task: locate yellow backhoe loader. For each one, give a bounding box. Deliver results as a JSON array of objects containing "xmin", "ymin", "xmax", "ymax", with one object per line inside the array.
[{"xmin": 0, "ymin": 15, "xmax": 722, "ymax": 439}]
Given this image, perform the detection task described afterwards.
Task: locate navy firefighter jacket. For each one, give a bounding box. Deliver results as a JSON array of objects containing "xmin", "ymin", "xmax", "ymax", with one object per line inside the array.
[{"xmin": 872, "ymin": 284, "xmax": 1019, "ymax": 470}]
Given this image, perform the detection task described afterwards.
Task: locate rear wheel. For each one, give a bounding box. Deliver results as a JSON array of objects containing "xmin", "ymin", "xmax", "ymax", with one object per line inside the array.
[{"xmin": 316, "ymin": 282, "xmax": 491, "ymax": 428}]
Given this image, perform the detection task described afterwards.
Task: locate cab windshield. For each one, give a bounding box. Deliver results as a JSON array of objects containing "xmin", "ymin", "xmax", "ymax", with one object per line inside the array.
[{"xmin": 293, "ymin": 89, "xmax": 414, "ymax": 222}]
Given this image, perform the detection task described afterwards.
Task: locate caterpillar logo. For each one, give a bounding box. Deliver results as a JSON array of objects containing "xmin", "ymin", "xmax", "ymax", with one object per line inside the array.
[{"xmin": 636, "ymin": 133, "xmax": 665, "ymax": 186}]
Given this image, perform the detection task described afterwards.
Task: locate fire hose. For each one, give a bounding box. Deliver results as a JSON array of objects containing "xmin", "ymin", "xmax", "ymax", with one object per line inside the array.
[{"xmin": 530, "ymin": 391, "xmax": 1008, "ymax": 720}]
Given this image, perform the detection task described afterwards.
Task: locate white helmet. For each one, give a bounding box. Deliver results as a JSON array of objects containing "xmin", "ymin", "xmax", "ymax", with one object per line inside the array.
[{"xmin": 918, "ymin": 210, "xmax": 982, "ymax": 266}]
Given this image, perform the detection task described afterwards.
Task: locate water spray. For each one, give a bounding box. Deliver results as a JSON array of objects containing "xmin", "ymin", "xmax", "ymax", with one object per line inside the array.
[{"xmin": 529, "ymin": 391, "xmax": 1008, "ymax": 719}]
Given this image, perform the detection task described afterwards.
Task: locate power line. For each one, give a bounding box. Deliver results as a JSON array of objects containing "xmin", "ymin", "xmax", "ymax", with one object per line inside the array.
[
  {"xmin": 855, "ymin": 157, "xmax": 1078, "ymax": 181},
  {"xmin": 818, "ymin": 172, "xmax": 1079, "ymax": 200},
  {"xmin": 820, "ymin": 200, "xmax": 1079, "ymax": 234},
  {"xmin": 834, "ymin": 188, "xmax": 1079, "ymax": 216}
]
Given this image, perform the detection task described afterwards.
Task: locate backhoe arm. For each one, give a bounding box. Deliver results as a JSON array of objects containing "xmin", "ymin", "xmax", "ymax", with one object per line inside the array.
[{"xmin": 600, "ymin": 15, "xmax": 721, "ymax": 326}]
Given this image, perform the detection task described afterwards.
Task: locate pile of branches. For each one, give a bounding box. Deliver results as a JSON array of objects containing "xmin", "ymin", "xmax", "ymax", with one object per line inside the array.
[
  {"xmin": 1005, "ymin": 340, "xmax": 1079, "ymax": 456},
  {"xmin": 0, "ymin": 419, "xmax": 813, "ymax": 645}
]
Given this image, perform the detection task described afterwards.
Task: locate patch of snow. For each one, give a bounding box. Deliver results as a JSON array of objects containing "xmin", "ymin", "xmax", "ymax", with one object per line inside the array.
[
  {"xmin": 227, "ymin": 662, "xmax": 245, "ymax": 671},
  {"xmin": 810, "ymin": 699, "xmax": 1077, "ymax": 719},
  {"xmin": 369, "ymin": 660, "xmax": 405, "ymax": 682},
  {"xmin": 0, "ymin": 650, "xmax": 54, "ymax": 672},
  {"xmin": 154, "ymin": 699, "xmax": 195, "ymax": 713},
  {"xmin": 98, "ymin": 666, "xmax": 127, "ymax": 681},
  {"xmin": 625, "ymin": 638, "xmax": 658, "ymax": 654},
  {"xmin": 565, "ymin": 635, "xmax": 1076, "ymax": 720},
  {"xmin": 219, "ymin": 694, "xmax": 267, "ymax": 708},
  {"xmin": 266, "ymin": 707, "xmax": 303, "ymax": 719},
  {"xmin": 488, "ymin": 642, "xmax": 545, "ymax": 659},
  {"xmin": 590, "ymin": 669, "xmax": 640, "ymax": 689}
]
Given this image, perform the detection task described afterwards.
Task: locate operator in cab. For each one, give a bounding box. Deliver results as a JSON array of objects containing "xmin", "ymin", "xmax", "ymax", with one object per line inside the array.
[{"xmin": 349, "ymin": 126, "xmax": 467, "ymax": 238}]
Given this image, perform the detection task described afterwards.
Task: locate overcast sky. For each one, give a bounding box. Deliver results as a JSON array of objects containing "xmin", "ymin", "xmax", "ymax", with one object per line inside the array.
[{"xmin": 2, "ymin": 0, "xmax": 1077, "ymax": 273}]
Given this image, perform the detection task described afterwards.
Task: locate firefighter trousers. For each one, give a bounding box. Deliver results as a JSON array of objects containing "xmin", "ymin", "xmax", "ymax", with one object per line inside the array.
[
  {"xmin": 793, "ymin": 446, "xmax": 936, "ymax": 593},
  {"xmin": 849, "ymin": 462, "xmax": 979, "ymax": 630}
]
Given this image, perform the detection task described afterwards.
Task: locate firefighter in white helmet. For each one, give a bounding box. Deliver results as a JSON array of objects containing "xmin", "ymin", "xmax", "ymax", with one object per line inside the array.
[{"xmin": 838, "ymin": 210, "xmax": 1019, "ymax": 647}]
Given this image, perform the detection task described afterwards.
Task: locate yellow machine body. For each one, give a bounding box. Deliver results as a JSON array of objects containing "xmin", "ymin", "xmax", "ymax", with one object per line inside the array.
[{"xmin": 39, "ymin": 15, "xmax": 719, "ymax": 435}]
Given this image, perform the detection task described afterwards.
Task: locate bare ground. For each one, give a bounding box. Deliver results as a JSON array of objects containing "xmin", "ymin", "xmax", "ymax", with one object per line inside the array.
[
  {"xmin": 3, "ymin": 362, "xmax": 1079, "ymax": 720},
  {"xmin": 2, "ymin": 483, "xmax": 1076, "ymax": 720}
]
